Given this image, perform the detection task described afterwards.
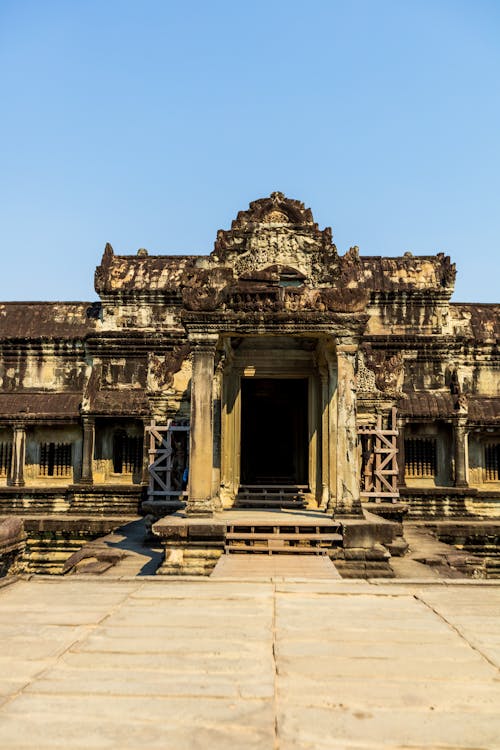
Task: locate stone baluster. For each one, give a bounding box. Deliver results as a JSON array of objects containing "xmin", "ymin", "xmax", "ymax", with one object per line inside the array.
[
  {"xmin": 80, "ymin": 416, "xmax": 95, "ymax": 485},
  {"xmin": 187, "ymin": 336, "xmax": 218, "ymax": 516}
]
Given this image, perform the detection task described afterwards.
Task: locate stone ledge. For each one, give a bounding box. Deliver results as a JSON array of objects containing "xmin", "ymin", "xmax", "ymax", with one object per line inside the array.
[{"xmin": 153, "ymin": 514, "xmax": 226, "ymax": 543}]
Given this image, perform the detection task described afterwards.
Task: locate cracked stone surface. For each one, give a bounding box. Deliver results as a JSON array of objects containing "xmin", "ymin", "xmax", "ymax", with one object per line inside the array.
[{"xmin": 0, "ymin": 576, "xmax": 499, "ymax": 749}]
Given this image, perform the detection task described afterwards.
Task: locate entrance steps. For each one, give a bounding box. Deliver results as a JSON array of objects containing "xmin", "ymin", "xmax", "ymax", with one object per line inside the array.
[
  {"xmin": 235, "ymin": 485, "xmax": 308, "ymax": 510},
  {"xmin": 225, "ymin": 518, "xmax": 342, "ymax": 555}
]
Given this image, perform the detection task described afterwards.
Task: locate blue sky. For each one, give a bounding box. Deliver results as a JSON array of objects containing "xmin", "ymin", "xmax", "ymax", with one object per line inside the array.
[{"xmin": 0, "ymin": 0, "xmax": 499, "ymax": 302}]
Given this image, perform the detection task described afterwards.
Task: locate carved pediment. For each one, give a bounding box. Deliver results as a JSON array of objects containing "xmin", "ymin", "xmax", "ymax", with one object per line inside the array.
[
  {"xmin": 261, "ymin": 208, "xmax": 291, "ymax": 224},
  {"xmin": 210, "ymin": 192, "xmax": 338, "ymax": 283}
]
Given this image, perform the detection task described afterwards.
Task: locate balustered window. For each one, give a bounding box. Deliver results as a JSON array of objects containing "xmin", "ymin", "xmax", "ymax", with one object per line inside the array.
[
  {"xmin": 113, "ymin": 431, "xmax": 142, "ymax": 474},
  {"xmin": 484, "ymin": 443, "xmax": 500, "ymax": 481},
  {"xmin": 0, "ymin": 441, "xmax": 12, "ymax": 477},
  {"xmin": 404, "ymin": 437, "xmax": 437, "ymax": 478},
  {"xmin": 39, "ymin": 442, "xmax": 72, "ymax": 477}
]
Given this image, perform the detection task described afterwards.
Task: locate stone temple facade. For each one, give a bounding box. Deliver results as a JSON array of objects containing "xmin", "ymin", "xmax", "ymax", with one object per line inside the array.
[{"xmin": 0, "ymin": 193, "xmax": 499, "ymax": 536}]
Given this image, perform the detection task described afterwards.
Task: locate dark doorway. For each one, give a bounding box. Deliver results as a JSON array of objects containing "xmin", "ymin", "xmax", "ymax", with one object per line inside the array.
[{"xmin": 240, "ymin": 378, "xmax": 308, "ymax": 485}]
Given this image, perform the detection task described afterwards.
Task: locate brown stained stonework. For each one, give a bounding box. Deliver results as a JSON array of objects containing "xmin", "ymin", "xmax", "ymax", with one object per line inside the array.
[
  {"xmin": 0, "ymin": 302, "xmax": 98, "ymax": 340},
  {"xmin": 0, "ymin": 193, "xmax": 497, "ymax": 545},
  {"xmin": 0, "ymin": 392, "xmax": 82, "ymax": 420}
]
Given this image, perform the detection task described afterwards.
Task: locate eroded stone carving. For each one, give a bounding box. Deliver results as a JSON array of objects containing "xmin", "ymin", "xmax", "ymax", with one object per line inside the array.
[
  {"xmin": 147, "ymin": 344, "xmax": 191, "ymax": 391},
  {"xmin": 361, "ymin": 345, "xmax": 404, "ymax": 396}
]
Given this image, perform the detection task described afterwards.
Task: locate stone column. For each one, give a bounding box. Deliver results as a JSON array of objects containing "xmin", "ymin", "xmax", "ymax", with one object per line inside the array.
[
  {"xmin": 211, "ymin": 359, "xmax": 223, "ymax": 504},
  {"xmin": 335, "ymin": 343, "xmax": 362, "ymax": 517},
  {"xmin": 80, "ymin": 416, "xmax": 95, "ymax": 485},
  {"xmin": 453, "ymin": 418, "xmax": 468, "ymax": 487},
  {"xmin": 187, "ymin": 336, "xmax": 218, "ymax": 516},
  {"xmin": 9, "ymin": 423, "xmax": 26, "ymax": 487},
  {"xmin": 319, "ymin": 365, "xmax": 330, "ymax": 509},
  {"xmin": 396, "ymin": 416, "xmax": 407, "ymax": 488},
  {"xmin": 141, "ymin": 419, "xmax": 151, "ymax": 485},
  {"xmin": 323, "ymin": 349, "xmax": 338, "ymax": 514}
]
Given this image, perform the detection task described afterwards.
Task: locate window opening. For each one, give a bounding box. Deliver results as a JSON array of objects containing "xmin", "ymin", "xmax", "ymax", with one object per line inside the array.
[
  {"xmin": 485, "ymin": 443, "xmax": 500, "ymax": 481},
  {"xmin": 404, "ymin": 437, "xmax": 437, "ymax": 478},
  {"xmin": 39, "ymin": 442, "xmax": 72, "ymax": 477},
  {"xmin": 113, "ymin": 431, "xmax": 142, "ymax": 474},
  {"xmin": 0, "ymin": 441, "xmax": 12, "ymax": 477},
  {"xmin": 279, "ymin": 274, "xmax": 303, "ymax": 288}
]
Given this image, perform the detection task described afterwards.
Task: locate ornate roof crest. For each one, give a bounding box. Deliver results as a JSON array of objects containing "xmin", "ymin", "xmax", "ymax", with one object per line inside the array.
[{"xmin": 210, "ymin": 193, "xmax": 337, "ymax": 282}]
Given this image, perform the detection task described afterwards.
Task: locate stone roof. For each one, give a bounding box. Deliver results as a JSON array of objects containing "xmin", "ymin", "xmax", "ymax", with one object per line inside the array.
[
  {"xmin": 360, "ymin": 254, "xmax": 456, "ymax": 293},
  {"xmin": 399, "ymin": 392, "xmax": 454, "ymax": 419},
  {"xmin": 93, "ymin": 195, "xmax": 457, "ymax": 298},
  {"xmin": 0, "ymin": 392, "xmax": 82, "ymax": 420},
  {"xmin": 0, "ymin": 303, "xmax": 99, "ymax": 340},
  {"xmin": 94, "ymin": 244, "xmax": 197, "ymax": 294},
  {"xmin": 468, "ymin": 397, "xmax": 500, "ymax": 424},
  {"xmin": 399, "ymin": 392, "xmax": 500, "ymax": 424},
  {"xmin": 90, "ymin": 390, "xmax": 150, "ymax": 416},
  {"xmin": 93, "ymin": 248, "xmax": 457, "ymax": 297}
]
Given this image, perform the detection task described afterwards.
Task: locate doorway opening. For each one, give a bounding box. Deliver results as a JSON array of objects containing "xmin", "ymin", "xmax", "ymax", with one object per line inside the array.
[{"xmin": 240, "ymin": 378, "xmax": 308, "ymax": 486}]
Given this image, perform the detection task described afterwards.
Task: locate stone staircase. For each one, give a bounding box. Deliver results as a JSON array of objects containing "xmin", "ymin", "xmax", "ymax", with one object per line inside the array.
[
  {"xmin": 235, "ymin": 485, "xmax": 308, "ymax": 510},
  {"xmin": 225, "ymin": 517, "xmax": 342, "ymax": 555}
]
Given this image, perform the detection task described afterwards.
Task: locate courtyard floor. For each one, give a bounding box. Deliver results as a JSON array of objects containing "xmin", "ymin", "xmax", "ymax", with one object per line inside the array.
[{"xmin": 0, "ymin": 575, "xmax": 499, "ymax": 749}]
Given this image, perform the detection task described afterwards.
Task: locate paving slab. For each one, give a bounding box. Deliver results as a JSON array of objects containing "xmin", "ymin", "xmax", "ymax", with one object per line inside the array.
[
  {"xmin": 0, "ymin": 577, "xmax": 500, "ymax": 749},
  {"xmin": 211, "ymin": 553, "xmax": 341, "ymax": 578}
]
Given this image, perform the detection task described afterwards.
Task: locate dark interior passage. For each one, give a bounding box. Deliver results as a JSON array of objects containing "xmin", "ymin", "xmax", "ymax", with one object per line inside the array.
[{"xmin": 240, "ymin": 378, "xmax": 308, "ymax": 485}]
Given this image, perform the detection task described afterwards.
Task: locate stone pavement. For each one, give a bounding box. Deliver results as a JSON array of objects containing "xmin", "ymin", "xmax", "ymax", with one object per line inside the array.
[
  {"xmin": 0, "ymin": 576, "xmax": 500, "ymax": 749},
  {"xmin": 211, "ymin": 553, "xmax": 342, "ymax": 578}
]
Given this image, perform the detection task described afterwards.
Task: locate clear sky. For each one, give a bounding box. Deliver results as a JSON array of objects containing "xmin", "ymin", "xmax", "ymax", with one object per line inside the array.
[{"xmin": 1, "ymin": 0, "xmax": 499, "ymax": 303}]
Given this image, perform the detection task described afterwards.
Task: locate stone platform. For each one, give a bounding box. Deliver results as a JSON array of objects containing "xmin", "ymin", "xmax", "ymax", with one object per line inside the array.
[
  {"xmin": 152, "ymin": 508, "xmax": 401, "ymax": 576},
  {"xmin": 0, "ymin": 576, "xmax": 500, "ymax": 749}
]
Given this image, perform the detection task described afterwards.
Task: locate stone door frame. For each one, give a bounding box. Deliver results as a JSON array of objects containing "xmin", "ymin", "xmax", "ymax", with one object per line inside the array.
[{"xmin": 220, "ymin": 366, "xmax": 320, "ymax": 507}]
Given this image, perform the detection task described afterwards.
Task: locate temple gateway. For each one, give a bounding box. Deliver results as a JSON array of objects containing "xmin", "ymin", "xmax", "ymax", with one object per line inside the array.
[{"xmin": 0, "ymin": 193, "xmax": 499, "ymax": 574}]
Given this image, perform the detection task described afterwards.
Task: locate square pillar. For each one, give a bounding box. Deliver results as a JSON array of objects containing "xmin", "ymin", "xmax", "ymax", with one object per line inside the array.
[
  {"xmin": 319, "ymin": 365, "xmax": 330, "ymax": 509},
  {"xmin": 396, "ymin": 416, "xmax": 407, "ymax": 488},
  {"xmin": 453, "ymin": 418, "xmax": 468, "ymax": 488},
  {"xmin": 8, "ymin": 423, "xmax": 26, "ymax": 487},
  {"xmin": 335, "ymin": 343, "xmax": 362, "ymax": 517},
  {"xmin": 186, "ymin": 336, "xmax": 218, "ymax": 516},
  {"xmin": 141, "ymin": 418, "xmax": 151, "ymax": 485},
  {"xmin": 324, "ymin": 351, "xmax": 338, "ymax": 514},
  {"xmin": 80, "ymin": 416, "xmax": 95, "ymax": 485},
  {"xmin": 211, "ymin": 361, "xmax": 223, "ymax": 503}
]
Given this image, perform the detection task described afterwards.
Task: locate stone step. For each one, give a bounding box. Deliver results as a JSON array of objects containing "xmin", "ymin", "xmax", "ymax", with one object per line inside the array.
[
  {"xmin": 227, "ymin": 523, "xmax": 341, "ymax": 532},
  {"xmin": 236, "ymin": 485, "xmax": 308, "ymax": 509},
  {"xmin": 239, "ymin": 484, "xmax": 309, "ymax": 495},
  {"xmin": 235, "ymin": 499, "xmax": 307, "ymax": 509},
  {"xmin": 225, "ymin": 544, "xmax": 328, "ymax": 555},
  {"xmin": 236, "ymin": 494, "xmax": 306, "ymax": 500},
  {"xmin": 226, "ymin": 532, "xmax": 342, "ymax": 542}
]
